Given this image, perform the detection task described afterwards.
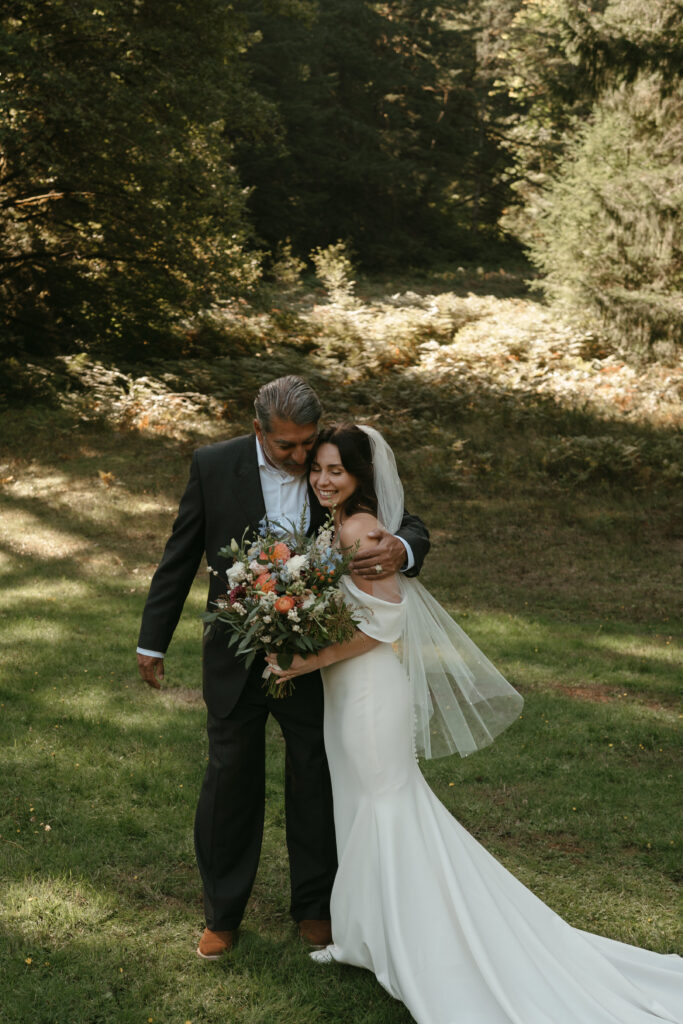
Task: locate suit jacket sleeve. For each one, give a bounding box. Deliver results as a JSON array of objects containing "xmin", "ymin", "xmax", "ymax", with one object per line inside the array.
[
  {"xmin": 137, "ymin": 452, "xmax": 206, "ymax": 653},
  {"xmin": 397, "ymin": 511, "xmax": 430, "ymax": 578}
]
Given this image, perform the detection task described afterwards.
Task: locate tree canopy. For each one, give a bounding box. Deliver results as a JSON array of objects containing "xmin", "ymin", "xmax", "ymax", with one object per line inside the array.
[
  {"xmin": 1, "ymin": 0, "xmax": 680, "ymax": 370},
  {"xmin": 1, "ymin": 0, "xmax": 270, "ymax": 360}
]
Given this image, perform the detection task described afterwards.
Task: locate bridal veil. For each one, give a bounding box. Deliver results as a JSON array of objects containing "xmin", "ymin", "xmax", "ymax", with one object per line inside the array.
[{"xmin": 358, "ymin": 425, "xmax": 524, "ymax": 759}]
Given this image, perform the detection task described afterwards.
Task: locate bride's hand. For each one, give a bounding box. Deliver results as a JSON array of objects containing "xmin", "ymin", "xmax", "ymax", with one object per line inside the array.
[{"xmin": 266, "ymin": 651, "xmax": 320, "ymax": 684}]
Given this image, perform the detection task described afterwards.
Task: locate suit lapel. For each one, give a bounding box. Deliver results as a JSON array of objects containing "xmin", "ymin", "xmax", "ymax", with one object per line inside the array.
[{"xmin": 235, "ymin": 435, "xmax": 267, "ymax": 529}]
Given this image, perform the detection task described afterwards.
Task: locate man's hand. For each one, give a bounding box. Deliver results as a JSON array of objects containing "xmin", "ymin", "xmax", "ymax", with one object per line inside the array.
[
  {"xmin": 137, "ymin": 653, "xmax": 164, "ymax": 690},
  {"xmin": 350, "ymin": 529, "xmax": 406, "ymax": 580}
]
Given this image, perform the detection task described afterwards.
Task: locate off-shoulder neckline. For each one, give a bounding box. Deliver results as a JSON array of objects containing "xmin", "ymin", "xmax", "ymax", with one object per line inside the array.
[{"xmin": 343, "ymin": 574, "xmax": 405, "ymax": 606}]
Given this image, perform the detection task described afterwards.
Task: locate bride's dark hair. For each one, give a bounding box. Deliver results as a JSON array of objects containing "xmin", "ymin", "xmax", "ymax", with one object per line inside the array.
[{"xmin": 310, "ymin": 423, "xmax": 378, "ymax": 519}]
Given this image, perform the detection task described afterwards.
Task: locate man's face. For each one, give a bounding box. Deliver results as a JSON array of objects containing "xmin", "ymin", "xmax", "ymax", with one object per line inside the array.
[{"xmin": 254, "ymin": 416, "xmax": 318, "ymax": 476}]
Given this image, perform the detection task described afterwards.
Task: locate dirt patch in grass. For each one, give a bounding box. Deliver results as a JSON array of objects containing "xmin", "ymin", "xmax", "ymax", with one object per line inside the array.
[
  {"xmin": 161, "ymin": 687, "xmax": 204, "ymax": 707},
  {"xmin": 555, "ymin": 683, "xmax": 616, "ymax": 704},
  {"xmin": 547, "ymin": 681, "xmax": 680, "ymax": 712},
  {"xmin": 535, "ymin": 833, "xmax": 589, "ymax": 860}
]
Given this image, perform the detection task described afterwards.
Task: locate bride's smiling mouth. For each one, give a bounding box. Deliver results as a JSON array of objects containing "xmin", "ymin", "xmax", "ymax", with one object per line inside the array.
[{"xmin": 315, "ymin": 486, "xmax": 339, "ymax": 503}]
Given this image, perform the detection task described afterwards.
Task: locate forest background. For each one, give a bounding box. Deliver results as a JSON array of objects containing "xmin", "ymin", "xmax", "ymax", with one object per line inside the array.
[
  {"xmin": 0, "ymin": 2, "xmax": 681, "ymax": 1023},
  {"xmin": 1, "ymin": 0, "xmax": 682, "ymax": 370}
]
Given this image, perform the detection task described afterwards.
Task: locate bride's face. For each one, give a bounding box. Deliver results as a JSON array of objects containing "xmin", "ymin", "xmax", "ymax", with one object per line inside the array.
[{"xmin": 309, "ymin": 443, "xmax": 358, "ymax": 510}]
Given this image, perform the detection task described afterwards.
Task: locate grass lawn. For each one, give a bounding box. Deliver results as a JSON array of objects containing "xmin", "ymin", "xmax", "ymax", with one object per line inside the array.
[{"xmin": 1, "ymin": 276, "xmax": 681, "ymax": 1022}]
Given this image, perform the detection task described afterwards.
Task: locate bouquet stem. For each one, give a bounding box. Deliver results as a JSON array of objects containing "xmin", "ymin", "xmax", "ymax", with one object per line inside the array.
[{"xmin": 261, "ymin": 663, "xmax": 296, "ymax": 699}]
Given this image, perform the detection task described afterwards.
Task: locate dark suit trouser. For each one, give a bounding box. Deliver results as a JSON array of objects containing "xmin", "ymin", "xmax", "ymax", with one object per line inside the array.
[{"xmin": 194, "ymin": 659, "xmax": 338, "ymax": 931}]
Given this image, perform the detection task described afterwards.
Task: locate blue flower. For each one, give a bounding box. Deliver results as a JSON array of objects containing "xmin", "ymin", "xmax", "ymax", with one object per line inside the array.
[
  {"xmin": 319, "ymin": 546, "xmax": 343, "ymax": 572},
  {"xmin": 257, "ymin": 516, "xmax": 270, "ymax": 537}
]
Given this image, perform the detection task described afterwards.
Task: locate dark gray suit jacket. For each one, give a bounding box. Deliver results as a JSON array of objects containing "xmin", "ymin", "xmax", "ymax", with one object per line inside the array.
[{"xmin": 138, "ymin": 434, "xmax": 430, "ymax": 716}]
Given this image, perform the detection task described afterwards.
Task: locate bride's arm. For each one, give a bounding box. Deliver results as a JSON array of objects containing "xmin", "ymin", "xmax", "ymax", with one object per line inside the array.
[
  {"xmin": 267, "ymin": 515, "xmax": 400, "ymax": 684},
  {"xmin": 267, "ymin": 516, "xmax": 382, "ymax": 682},
  {"xmin": 266, "ymin": 629, "xmax": 380, "ymax": 683}
]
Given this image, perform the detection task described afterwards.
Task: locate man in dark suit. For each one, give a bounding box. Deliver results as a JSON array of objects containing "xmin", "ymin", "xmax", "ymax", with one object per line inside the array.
[{"xmin": 137, "ymin": 376, "xmax": 430, "ymax": 959}]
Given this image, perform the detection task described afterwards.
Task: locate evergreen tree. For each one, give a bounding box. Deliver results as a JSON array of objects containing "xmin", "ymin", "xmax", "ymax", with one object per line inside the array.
[
  {"xmin": 445, "ymin": 0, "xmax": 523, "ymax": 243},
  {"xmin": 494, "ymin": 0, "xmax": 683, "ymax": 236},
  {"xmin": 529, "ymin": 74, "xmax": 683, "ymax": 356},
  {"xmin": 233, "ymin": 0, "xmax": 481, "ymax": 266},
  {"xmin": 492, "ymin": 0, "xmax": 682, "ymax": 354}
]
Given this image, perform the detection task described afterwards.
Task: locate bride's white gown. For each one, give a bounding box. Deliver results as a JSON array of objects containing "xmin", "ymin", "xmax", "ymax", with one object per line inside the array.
[{"xmin": 320, "ymin": 577, "xmax": 682, "ymax": 1024}]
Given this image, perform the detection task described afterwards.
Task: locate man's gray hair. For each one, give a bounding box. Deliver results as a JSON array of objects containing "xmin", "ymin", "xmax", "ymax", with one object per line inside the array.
[{"xmin": 254, "ymin": 375, "xmax": 323, "ymax": 431}]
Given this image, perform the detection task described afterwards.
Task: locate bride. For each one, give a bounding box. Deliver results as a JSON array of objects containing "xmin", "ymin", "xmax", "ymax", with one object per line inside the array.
[{"xmin": 267, "ymin": 423, "xmax": 682, "ymax": 1024}]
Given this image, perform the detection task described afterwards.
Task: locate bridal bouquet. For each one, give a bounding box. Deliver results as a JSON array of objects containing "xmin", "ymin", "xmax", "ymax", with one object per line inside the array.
[{"xmin": 203, "ymin": 510, "xmax": 360, "ymax": 697}]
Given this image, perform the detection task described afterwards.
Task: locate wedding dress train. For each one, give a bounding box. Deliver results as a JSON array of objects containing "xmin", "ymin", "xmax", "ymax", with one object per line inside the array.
[{"xmin": 319, "ymin": 577, "xmax": 682, "ymax": 1024}]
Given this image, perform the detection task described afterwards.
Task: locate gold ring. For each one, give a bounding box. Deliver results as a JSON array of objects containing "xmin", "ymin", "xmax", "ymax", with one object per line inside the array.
[{"xmin": 374, "ymin": 564, "xmax": 382, "ymax": 574}]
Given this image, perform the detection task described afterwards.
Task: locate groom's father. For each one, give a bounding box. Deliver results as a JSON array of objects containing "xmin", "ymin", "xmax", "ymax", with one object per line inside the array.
[{"xmin": 136, "ymin": 376, "xmax": 430, "ymax": 958}]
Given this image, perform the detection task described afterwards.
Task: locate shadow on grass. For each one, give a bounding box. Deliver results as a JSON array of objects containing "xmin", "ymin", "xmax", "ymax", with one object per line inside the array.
[
  {"xmin": 1, "ymin": 360, "xmax": 680, "ymax": 610},
  {"xmin": 0, "ymin": 915, "xmax": 412, "ymax": 1024},
  {"xmin": 2, "ymin": 565, "xmax": 679, "ymax": 879}
]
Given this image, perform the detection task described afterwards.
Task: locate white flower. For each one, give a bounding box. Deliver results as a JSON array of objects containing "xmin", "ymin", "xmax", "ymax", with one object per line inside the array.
[
  {"xmin": 262, "ymin": 615, "xmax": 272, "ymax": 624},
  {"xmin": 215, "ymin": 597, "xmax": 229, "ymax": 609},
  {"xmin": 232, "ymin": 601, "xmax": 247, "ymax": 615},
  {"xmin": 283, "ymin": 553, "xmax": 309, "ymax": 580},
  {"xmin": 301, "ymin": 593, "xmax": 317, "ymax": 610},
  {"xmin": 287, "ymin": 608, "xmax": 300, "ymax": 622},
  {"xmin": 291, "ymin": 624, "xmax": 302, "ymax": 632},
  {"xmin": 316, "ymin": 529, "xmax": 333, "ymax": 549},
  {"xmin": 262, "ymin": 635, "xmax": 272, "ymax": 643},
  {"xmin": 227, "ymin": 562, "xmax": 247, "ymax": 586},
  {"xmin": 249, "ymin": 559, "xmax": 263, "ymax": 574}
]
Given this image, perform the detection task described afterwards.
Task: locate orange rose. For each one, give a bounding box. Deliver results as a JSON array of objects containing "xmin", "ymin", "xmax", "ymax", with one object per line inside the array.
[
  {"xmin": 271, "ymin": 542, "xmax": 291, "ymax": 563},
  {"xmin": 274, "ymin": 595, "xmax": 295, "ymax": 614},
  {"xmin": 258, "ymin": 542, "xmax": 291, "ymax": 564},
  {"xmin": 255, "ymin": 572, "xmax": 276, "ymax": 593}
]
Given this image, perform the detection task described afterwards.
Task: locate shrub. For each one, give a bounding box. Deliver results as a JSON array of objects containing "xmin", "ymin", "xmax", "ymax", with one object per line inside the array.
[
  {"xmin": 541, "ymin": 434, "xmax": 681, "ymax": 487},
  {"xmin": 526, "ymin": 74, "xmax": 683, "ymax": 359},
  {"xmin": 310, "ymin": 241, "xmax": 357, "ymax": 306}
]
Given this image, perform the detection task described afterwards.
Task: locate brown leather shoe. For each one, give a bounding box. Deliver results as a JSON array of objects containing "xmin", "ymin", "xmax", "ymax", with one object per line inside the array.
[
  {"xmin": 196, "ymin": 927, "xmax": 236, "ymax": 960},
  {"xmin": 298, "ymin": 919, "xmax": 332, "ymax": 947}
]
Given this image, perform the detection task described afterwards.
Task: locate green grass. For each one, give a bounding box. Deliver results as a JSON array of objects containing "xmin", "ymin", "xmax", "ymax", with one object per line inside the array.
[{"xmin": 1, "ymin": 279, "xmax": 681, "ymax": 1022}]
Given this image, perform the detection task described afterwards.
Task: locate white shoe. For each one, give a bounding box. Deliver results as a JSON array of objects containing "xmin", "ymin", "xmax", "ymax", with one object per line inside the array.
[{"xmin": 309, "ymin": 946, "xmax": 334, "ymax": 964}]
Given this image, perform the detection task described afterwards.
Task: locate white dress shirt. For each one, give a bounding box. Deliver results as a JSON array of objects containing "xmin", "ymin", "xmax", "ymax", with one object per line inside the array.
[
  {"xmin": 255, "ymin": 435, "xmax": 310, "ymax": 534},
  {"xmin": 137, "ymin": 436, "xmax": 413, "ymax": 659}
]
